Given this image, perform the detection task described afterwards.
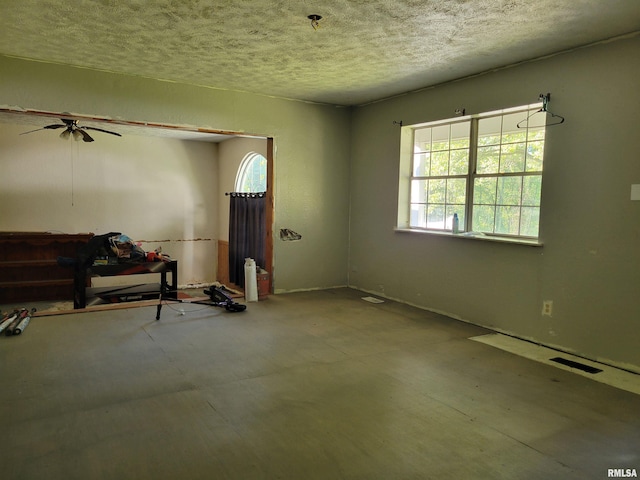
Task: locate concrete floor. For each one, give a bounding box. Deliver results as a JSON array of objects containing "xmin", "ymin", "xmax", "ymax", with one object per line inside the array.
[{"xmin": 1, "ymin": 288, "xmax": 638, "ymax": 479}]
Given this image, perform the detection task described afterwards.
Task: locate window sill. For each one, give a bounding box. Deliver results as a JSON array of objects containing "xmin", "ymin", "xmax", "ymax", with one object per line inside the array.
[{"xmin": 394, "ymin": 227, "xmax": 543, "ymax": 247}]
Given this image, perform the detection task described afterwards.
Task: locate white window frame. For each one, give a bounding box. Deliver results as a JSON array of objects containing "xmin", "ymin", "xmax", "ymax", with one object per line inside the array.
[{"xmin": 397, "ymin": 103, "xmax": 546, "ymax": 245}]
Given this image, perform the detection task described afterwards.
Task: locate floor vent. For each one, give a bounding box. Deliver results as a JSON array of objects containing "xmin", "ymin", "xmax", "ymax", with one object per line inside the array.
[
  {"xmin": 470, "ymin": 334, "xmax": 639, "ymax": 394},
  {"xmin": 550, "ymin": 357, "xmax": 603, "ymax": 374}
]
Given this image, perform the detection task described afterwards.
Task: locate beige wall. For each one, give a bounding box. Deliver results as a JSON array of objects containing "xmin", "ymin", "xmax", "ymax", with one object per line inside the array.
[
  {"xmin": 0, "ymin": 54, "xmax": 351, "ymax": 292},
  {"xmin": 349, "ymin": 35, "xmax": 640, "ymax": 371}
]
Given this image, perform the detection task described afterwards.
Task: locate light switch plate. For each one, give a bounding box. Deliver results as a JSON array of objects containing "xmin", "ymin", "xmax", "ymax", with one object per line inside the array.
[{"xmin": 632, "ymin": 184, "xmax": 640, "ymax": 201}]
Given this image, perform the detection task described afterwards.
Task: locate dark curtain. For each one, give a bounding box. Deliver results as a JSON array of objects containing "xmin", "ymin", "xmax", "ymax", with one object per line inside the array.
[{"xmin": 229, "ymin": 192, "xmax": 266, "ymax": 288}]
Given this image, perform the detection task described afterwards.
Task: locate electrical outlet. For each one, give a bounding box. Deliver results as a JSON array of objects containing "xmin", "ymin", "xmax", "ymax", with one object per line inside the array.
[{"xmin": 542, "ymin": 300, "xmax": 553, "ymax": 316}]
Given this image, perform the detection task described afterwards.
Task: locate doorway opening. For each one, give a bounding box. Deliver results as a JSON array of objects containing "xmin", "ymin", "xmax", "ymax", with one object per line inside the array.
[{"xmin": 0, "ymin": 107, "xmax": 275, "ymax": 296}]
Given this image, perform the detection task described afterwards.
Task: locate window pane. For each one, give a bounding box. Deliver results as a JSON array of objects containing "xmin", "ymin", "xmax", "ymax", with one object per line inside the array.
[
  {"xmin": 449, "ymin": 149, "xmax": 469, "ymax": 175},
  {"xmin": 527, "ymin": 127, "xmax": 545, "ymax": 141},
  {"xmin": 497, "ymin": 177, "xmax": 522, "ymax": 205},
  {"xmin": 411, "ymin": 179, "xmax": 427, "ymax": 203},
  {"xmin": 410, "ymin": 204, "xmax": 427, "ymax": 228},
  {"xmin": 428, "ymin": 179, "xmax": 446, "ymax": 204},
  {"xmin": 522, "ymin": 175, "xmax": 542, "ymax": 206},
  {"xmin": 477, "ymin": 145, "xmax": 500, "ymax": 174},
  {"xmin": 237, "ymin": 153, "xmax": 267, "ymax": 192},
  {"xmin": 500, "ymin": 143, "xmax": 526, "ymax": 173},
  {"xmin": 450, "ymin": 122, "xmax": 470, "ymax": 149},
  {"xmin": 495, "ymin": 206, "xmax": 520, "ymax": 235},
  {"xmin": 413, "ymin": 153, "xmax": 430, "ymax": 176},
  {"xmin": 473, "ymin": 177, "xmax": 496, "ymax": 205},
  {"xmin": 501, "ymin": 112, "xmax": 527, "ymax": 143},
  {"xmin": 431, "ymin": 151, "xmax": 449, "ymax": 176},
  {"xmin": 525, "ymin": 141, "xmax": 544, "ymax": 172},
  {"xmin": 478, "ymin": 117, "xmax": 501, "ymax": 145},
  {"xmin": 414, "ymin": 128, "xmax": 431, "ymax": 152},
  {"xmin": 245, "ymin": 155, "xmax": 267, "ymax": 192},
  {"xmin": 473, "ymin": 205, "xmax": 495, "ymax": 233},
  {"xmin": 427, "ymin": 204, "xmax": 445, "ymax": 229},
  {"xmin": 409, "ymin": 120, "xmax": 472, "ymax": 232},
  {"xmin": 431, "ymin": 125, "xmax": 450, "ymax": 151},
  {"xmin": 520, "ymin": 207, "xmax": 540, "ymax": 237},
  {"xmin": 447, "ymin": 178, "xmax": 466, "ymax": 204}
]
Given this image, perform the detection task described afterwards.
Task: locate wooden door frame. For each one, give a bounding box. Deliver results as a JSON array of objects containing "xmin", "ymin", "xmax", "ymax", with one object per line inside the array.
[{"xmin": 264, "ymin": 137, "xmax": 275, "ymax": 293}]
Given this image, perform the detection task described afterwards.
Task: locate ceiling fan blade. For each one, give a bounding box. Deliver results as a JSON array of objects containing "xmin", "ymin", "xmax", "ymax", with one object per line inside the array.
[
  {"xmin": 83, "ymin": 126, "xmax": 122, "ymax": 137},
  {"xmin": 20, "ymin": 127, "xmax": 47, "ymax": 135},
  {"xmin": 76, "ymin": 129, "xmax": 94, "ymax": 142},
  {"xmin": 21, "ymin": 124, "xmax": 67, "ymax": 135}
]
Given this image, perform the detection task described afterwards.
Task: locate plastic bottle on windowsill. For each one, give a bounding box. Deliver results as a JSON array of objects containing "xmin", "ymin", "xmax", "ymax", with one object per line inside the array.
[{"xmin": 452, "ymin": 213, "xmax": 459, "ymax": 234}]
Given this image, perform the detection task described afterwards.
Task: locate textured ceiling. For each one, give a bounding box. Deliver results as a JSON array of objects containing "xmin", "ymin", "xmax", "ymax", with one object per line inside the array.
[{"xmin": 0, "ymin": 0, "xmax": 639, "ymax": 107}]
